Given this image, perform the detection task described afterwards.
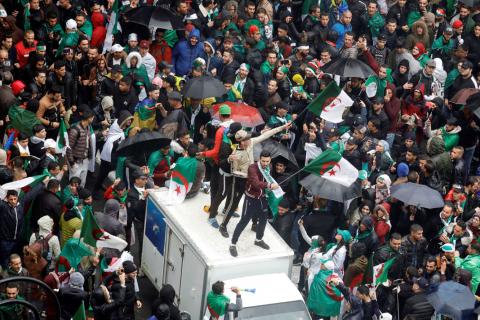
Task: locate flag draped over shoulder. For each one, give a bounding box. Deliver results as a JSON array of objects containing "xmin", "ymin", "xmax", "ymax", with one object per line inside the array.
[
  {"xmin": 303, "ymin": 149, "xmax": 358, "ymax": 187},
  {"xmin": 164, "ymin": 157, "xmax": 198, "ymax": 205},
  {"xmin": 207, "ymin": 291, "xmax": 230, "ymax": 319},
  {"xmin": 72, "ymin": 302, "xmax": 86, "ymax": 320},
  {"xmin": 307, "ymin": 270, "xmax": 343, "ymax": 317},
  {"xmin": 307, "ymin": 82, "xmax": 353, "ymax": 123},
  {"xmin": 80, "ymin": 209, "xmax": 128, "ymax": 251},
  {"xmin": 56, "ymin": 119, "xmax": 69, "ymax": 156},
  {"xmin": 373, "ymin": 257, "xmax": 396, "ymax": 285}
]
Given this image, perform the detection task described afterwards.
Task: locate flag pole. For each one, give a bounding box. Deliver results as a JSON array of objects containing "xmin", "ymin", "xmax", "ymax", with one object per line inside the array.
[{"xmin": 278, "ymin": 167, "xmax": 304, "ymax": 185}]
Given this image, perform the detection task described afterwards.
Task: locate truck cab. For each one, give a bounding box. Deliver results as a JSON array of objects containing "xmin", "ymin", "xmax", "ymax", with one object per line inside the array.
[{"xmin": 204, "ymin": 273, "xmax": 311, "ymax": 320}]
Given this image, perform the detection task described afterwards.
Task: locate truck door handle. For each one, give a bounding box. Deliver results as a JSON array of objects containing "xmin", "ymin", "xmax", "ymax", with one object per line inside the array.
[{"xmin": 167, "ymin": 260, "xmax": 175, "ymax": 271}]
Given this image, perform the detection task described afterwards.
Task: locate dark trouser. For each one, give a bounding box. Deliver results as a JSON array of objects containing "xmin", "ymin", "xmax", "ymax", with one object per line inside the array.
[
  {"xmin": 221, "ymin": 176, "xmax": 246, "ymax": 227},
  {"xmin": 209, "ymin": 165, "xmax": 220, "ymax": 205},
  {"xmin": 0, "ymin": 240, "xmax": 16, "ymax": 268},
  {"xmin": 94, "ymin": 159, "xmax": 112, "ymax": 190},
  {"xmin": 134, "ymin": 219, "xmax": 145, "ymax": 266},
  {"xmin": 208, "ymin": 173, "xmax": 233, "ymax": 219},
  {"xmin": 231, "ymin": 195, "xmax": 268, "ymax": 245},
  {"xmin": 298, "ymin": 265, "xmax": 308, "ymax": 292}
]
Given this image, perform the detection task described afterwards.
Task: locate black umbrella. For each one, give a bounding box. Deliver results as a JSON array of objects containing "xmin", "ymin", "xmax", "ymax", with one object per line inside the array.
[
  {"xmin": 253, "ymin": 139, "xmax": 298, "ymax": 170},
  {"xmin": 427, "ymin": 281, "xmax": 476, "ymax": 320},
  {"xmin": 183, "ymin": 76, "xmax": 227, "ymax": 99},
  {"xmin": 116, "ymin": 131, "xmax": 171, "ymax": 157},
  {"xmin": 322, "ymin": 58, "xmax": 376, "ymax": 79},
  {"xmin": 459, "ymin": 0, "xmax": 479, "ymax": 7},
  {"xmin": 123, "ymin": 6, "xmax": 184, "ymax": 30},
  {"xmin": 465, "ymin": 92, "xmax": 480, "ymax": 119},
  {"xmin": 300, "ymin": 174, "xmax": 362, "ymax": 202},
  {"xmin": 390, "ymin": 182, "xmax": 444, "ymax": 209}
]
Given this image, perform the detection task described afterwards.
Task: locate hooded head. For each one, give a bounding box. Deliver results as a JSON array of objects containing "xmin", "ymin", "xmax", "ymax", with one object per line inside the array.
[
  {"xmin": 125, "ymin": 51, "xmax": 142, "ymax": 69},
  {"xmin": 38, "ymin": 215, "xmax": 54, "ymax": 233},
  {"xmin": 104, "ymin": 199, "xmax": 121, "ymax": 218},
  {"xmin": 397, "ymin": 162, "xmax": 409, "ymax": 177},
  {"xmin": 412, "ymin": 42, "xmax": 426, "ymax": 58},
  {"xmin": 69, "ymin": 272, "xmax": 85, "ymax": 289},
  {"xmin": 188, "ymin": 28, "xmax": 200, "ymax": 42},
  {"xmin": 118, "ymin": 110, "xmax": 134, "ymax": 129},
  {"xmin": 204, "ymin": 39, "xmax": 216, "ymax": 55},
  {"xmin": 360, "ymin": 215, "xmax": 374, "ymax": 231},
  {"xmin": 376, "ymin": 174, "xmax": 392, "ymax": 189}
]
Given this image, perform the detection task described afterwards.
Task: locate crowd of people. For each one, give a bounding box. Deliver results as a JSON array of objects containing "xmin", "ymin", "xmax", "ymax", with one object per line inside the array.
[{"xmin": 0, "ymin": 0, "xmax": 478, "ymax": 319}]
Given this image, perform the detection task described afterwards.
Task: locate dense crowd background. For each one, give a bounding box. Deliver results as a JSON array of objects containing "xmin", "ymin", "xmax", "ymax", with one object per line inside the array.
[{"xmin": 0, "ymin": 0, "xmax": 478, "ymax": 319}]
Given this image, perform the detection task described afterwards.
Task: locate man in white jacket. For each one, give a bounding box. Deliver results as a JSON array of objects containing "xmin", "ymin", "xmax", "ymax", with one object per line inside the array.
[{"xmin": 139, "ymin": 40, "xmax": 157, "ymax": 82}]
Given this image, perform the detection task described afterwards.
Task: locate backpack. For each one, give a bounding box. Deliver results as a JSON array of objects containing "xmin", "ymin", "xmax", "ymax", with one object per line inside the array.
[{"xmin": 31, "ymin": 232, "xmax": 53, "ymax": 261}]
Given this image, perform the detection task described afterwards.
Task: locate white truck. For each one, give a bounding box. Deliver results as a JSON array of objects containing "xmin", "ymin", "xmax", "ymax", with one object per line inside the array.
[{"xmin": 142, "ymin": 190, "xmax": 304, "ymax": 319}]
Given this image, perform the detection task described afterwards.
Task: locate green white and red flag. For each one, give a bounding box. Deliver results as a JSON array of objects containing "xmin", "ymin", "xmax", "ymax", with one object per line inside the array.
[
  {"xmin": 303, "ymin": 149, "xmax": 358, "ymax": 187},
  {"xmin": 307, "ymin": 81, "xmax": 353, "ymax": 123},
  {"xmin": 80, "ymin": 209, "xmax": 127, "ymax": 251}
]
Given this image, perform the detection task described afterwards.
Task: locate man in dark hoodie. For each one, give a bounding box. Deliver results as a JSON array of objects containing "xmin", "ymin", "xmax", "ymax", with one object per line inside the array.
[{"xmin": 58, "ymin": 272, "xmax": 88, "ymax": 320}]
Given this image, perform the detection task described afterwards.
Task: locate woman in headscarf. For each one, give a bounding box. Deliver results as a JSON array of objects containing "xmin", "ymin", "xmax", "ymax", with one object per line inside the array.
[
  {"xmin": 374, "ymin": 173, "xmax": 392, "ymax": 204},
  {"xmin": 122, "ymin": 51, "xmax": 151, "ymax": 97},
  {"xmin": 411, "ymin": 42, "xmax": 430, "ymax": 67},
  {"xmin": 392, "ymin": 59, "xmax": 410, "ymax": 97}
]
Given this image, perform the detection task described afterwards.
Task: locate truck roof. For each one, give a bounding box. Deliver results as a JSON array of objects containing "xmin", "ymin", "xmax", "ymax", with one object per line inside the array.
[
  {"xmin": 223, "ymin": 273, "xmax": 304, "ymax": 307},
  {"xmin": 148, "ymin": 190, "xmax": 293, "ymax": 266}
]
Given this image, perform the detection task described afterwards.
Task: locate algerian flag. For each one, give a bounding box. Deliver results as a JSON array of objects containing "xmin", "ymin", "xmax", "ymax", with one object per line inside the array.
[
  {"xmin": 373, "ymin": 257, "xmax": 396, "ymax": 285},
  {"xmin": 1, "ymin": 174, "xmax": 48, "ymax": 192},
  {"xmin": 305, "ymin": 143, "xmax": 322, "ymax": 166},
  {"xmin": 307, "ymin": 82, "xmax": 353, "ymax": 123},
  {"xmin": 56, "ymin": 119, "xmax": 69, "ymax": 156},
  {"xmin": 207, "ymin": 291, "xmax": 230, "ymax": 319},
  {"xmin": 164, "ymin": 157, "xmax": 198, "ymax": 205},
  {"xmin": 307, "ymin": 269, "xmax": 343, "ymax": 317},
  {"xmin": 73, "ymin": 302, "xmax": 86, "ymax": 320},
  {"xmin": 103, "ymin": 0, "xmax": 121, "ymax": 53},
  {"xmin": 57, "ymin": 238, "xmax": 92, "ymax": 272},
  {"xmin": 303, "ymin": 149, "xmax": 358, "ymax": 187},
  {"xmin": 80, "ymin": 208, "xmax": 128, "ymax": 251},
  {"xmin": 365, "ymin": 76, "xmax": 378, "ymax": 98}
]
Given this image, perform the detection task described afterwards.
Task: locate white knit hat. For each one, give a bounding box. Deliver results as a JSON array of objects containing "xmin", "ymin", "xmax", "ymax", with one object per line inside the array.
[{"xmin": 66, "ymin": 19, "xmax": 77, "ymax": 30}]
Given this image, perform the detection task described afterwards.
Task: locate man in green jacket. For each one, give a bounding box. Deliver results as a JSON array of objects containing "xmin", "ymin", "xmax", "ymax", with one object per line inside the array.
[
  {"xmin": 367, "ymin": 1, "xmax": 385, "ymax": 39},
  {"xmin": 425, "ymin": 117, "xmax": 461, "ymax": 151},
  {"xmin": 455, "ymin": 242, "xmax": 480, "ymax": 293}
]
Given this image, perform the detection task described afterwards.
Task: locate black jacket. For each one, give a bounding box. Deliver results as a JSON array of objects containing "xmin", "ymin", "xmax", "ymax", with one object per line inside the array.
[
  {"xmin": 0, "ymin": 165, "xmax": 13, "ymax": 185},
  {"xmin": 47, "ymin": 71, "xmax": 76, "ymax": 109},
  {"xmin": 126, "ymin": 187, "xmax": 146, "ymax": 226},
  {"xmin": 402, "ymin": 292, "xmax": 434, "ymax": 320},
  {"xmin": 0, "ymin": 183, "xmax": 43, "ymax": 241},
  {"xmin": 58, "ymin": 286, "xmax": 88, "ymax": 320},
  {"xmin": 31, "ymin": 189, "xmax": 63, "ymax": 226},
  {"xmin": 113, "ymin": 87, "xmax": 139, "ymax": 117},
  {"xmin": 400, "ymin": 235, "xmax": 428, "ymax": 268},
  {"xmin": 91, "ymin": 285, "xmax": 125, "ymax": 320}
]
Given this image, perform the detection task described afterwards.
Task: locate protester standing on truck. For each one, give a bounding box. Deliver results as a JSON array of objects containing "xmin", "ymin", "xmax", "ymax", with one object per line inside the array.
[
  {"xmin": 229, "ymin": 150, "xmax": 279, "ymax": 257},
  {"xmin": 206, "ymin": 280, "xmax": 242, "ymax": 320}
]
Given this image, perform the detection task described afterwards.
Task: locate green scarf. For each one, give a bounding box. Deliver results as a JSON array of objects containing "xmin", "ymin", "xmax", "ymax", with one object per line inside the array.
[
  {"xmin": 258, "ymin": 162, "xmax": 283, "ymax": 219},
  {"xmin": 116, "ymin": 156, "xmax": 126, "ymax": 180},
  {"xmin": 62, "ymin": 185, "xmax": 79, "ymax": 205},
  {"xmin": 368, "ymin": 12, "xmax": 385, "ymax": 38},
  {"xmin": 355, "ymin": 228, "xmax": 373, "ymax": 241},
  {"xmin": 207, "ymin": 291, "xmax": 230, "ymax": 318},
  {"xmin": 79, "ymin": 19, "xmax": 93, "ymax": 38},
  {"xmin": 136, "ymin": 99, "xmax": 157, "ymax": 121},
  {"xmin": 113, "ymin": 190, "xmax": 127, "ymax": 204}
]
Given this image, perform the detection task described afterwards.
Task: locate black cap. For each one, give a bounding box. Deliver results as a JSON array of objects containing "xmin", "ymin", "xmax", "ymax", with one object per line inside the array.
[
  {"xmin": 111, "ymin": 65, "xmax": 122, "ymax": 73},
  {"xmin": 460, "ymin": 60, "xmax": 473, "ymax": 69},
  {"xmin": 372, "ymin": 97, "xmax": 385, "ymax": 105},
  {"xmin": 325, "ymin": 127, "xmax": 339, "ymax": 138},
  {"xmin": 228, "ymin": 122, "xmax": 242, "ymax": 137},
  {"xmin": 346, "ymin": 137, "xmax": 359, "ymax": 145},
  {"xmin": 19, "ymin": 91, "xmax": 32, "ymax": 102},
  {"xmin": 377, "ymin": 33, "xmax": 387, "ymax": 41}
]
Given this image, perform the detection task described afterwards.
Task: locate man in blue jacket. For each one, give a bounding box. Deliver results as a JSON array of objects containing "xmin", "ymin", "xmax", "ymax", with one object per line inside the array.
[{"xmin": 172, "ymin": 28, "xmax": 204, "ymax": 76}]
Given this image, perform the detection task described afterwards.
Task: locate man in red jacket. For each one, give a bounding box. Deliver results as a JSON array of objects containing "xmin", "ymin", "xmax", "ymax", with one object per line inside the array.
[
  {"xmin": 14, "ymin": 30, "xmax": 37, "ymax": 69},
  {"xmin": 229, "ymin": 150, "xmax": 279, "ymax": 257}
]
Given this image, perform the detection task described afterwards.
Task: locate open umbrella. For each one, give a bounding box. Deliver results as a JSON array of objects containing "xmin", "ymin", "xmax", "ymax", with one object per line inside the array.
[
  {"xmin": 427, "ymin": 281, "xmax": 476, "ymax": 320},
  {"xmin": 116, "ymin": 131, "xmax": 171, "ymax": 157},
  {"xmin": 183, "ymin": 76, "xmax": 226, "ymax": 99},
  {"xmin": 390, "ymin": 182, "xmax": 444, "ymax": 208},
  {"xmin": 450, "ymin": 88, "xmax": 480, "ymax": 105},
  {"xmin": 465, "ymin": 92, "xmax": 480, "ymax": 119},
  {"xmin": 300, "ymin": 175, "xmax": 362, "ymax": 202},
  {"xmin": 321, "ymin": 58, "xmax": 375, "ymax": 79},
  {"xmin": 212, "ymin": 102, "xmax": 264, "ymax": 127},
  {"xmin": 123, "ymin": 6, "xmax": 184, "ymax": 30},
  {"xmin": 253, "ymin": 139, "xmax": 298, "ymax": 170}
]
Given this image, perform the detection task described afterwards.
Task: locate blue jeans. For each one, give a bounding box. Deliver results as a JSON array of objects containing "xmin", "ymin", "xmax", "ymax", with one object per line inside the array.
[{"xmin": 0, "ymin": 240, "xmax": 16, "ymax": 268}]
